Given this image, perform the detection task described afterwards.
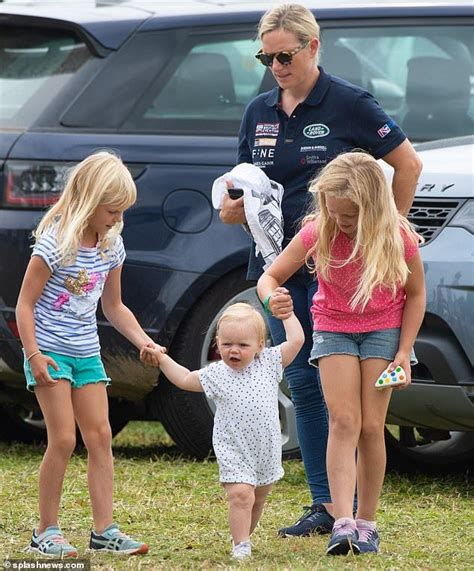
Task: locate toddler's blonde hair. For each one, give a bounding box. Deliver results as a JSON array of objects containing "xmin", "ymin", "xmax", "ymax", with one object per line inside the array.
[
  {"xmin": 34, "ymin": 151, "xmax": 136, "ymax": 266},
  {"xmin": 216, "ymin": 302, "xmax": 266, "ymax": 347},
  {"xmin": 304, "ymin": 151, "xmax": 421, "ymax": 311}
]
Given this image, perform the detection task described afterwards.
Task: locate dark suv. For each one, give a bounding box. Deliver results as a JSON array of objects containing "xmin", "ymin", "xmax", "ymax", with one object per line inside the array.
[{"xmin": 0, "ymin": 0, "xmax": 473, "ymax": 469}]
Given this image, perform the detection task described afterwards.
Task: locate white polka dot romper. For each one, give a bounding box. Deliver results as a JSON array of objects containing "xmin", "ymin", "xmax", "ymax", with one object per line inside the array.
[{"xmin": 199, "ymin": 346, "xmax": 284, "ymax": 487}]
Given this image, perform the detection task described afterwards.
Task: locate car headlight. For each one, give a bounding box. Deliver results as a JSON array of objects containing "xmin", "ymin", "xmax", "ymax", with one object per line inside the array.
[{"xmin": 448, "ymin": 199, "xmax": 474, "ymax": 234}]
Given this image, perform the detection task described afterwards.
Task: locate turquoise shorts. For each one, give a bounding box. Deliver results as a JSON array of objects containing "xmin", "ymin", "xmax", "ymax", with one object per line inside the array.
[{"xmin": 24, "ymin": 350, "xmax": 111, "ymax": 392}]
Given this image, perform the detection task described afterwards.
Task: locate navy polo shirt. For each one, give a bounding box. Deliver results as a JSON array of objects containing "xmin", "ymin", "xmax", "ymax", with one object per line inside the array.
[{"xmin": 238, "ymin": 67, "xmax": 406, "ymax": 280}]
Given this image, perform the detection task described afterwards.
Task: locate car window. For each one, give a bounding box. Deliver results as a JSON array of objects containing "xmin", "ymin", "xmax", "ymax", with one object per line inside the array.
[
  {"xmin": 124, "ymin": 33, "xmax": 266, "ymax": 136},
  {"xmin": 0, "ymin": 25, "xmax": 95, "ymax": 129},
  {"xmin": 321, "ymin": 24, "xmax": 474, "ymax": 142},
  {"xmin": 125, "ymin": 21, "xmax": 473, "ymax": 142}
]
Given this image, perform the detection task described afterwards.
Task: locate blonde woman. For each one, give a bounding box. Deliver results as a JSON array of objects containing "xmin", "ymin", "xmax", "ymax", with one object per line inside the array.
[
  {"xmin": 16, "ymin": 151, "xmax": 164, "ymax": 557},
  {"xmin": 220, "ymin": 3, "xmax": 422, "ymax": 539},
  {"xmin": 257, "ymin": 152, "xmax": 425, "ymax": 555},
  {"xmin": 142, "ymin": 302, "xmax": 304, "ymax": 559}
]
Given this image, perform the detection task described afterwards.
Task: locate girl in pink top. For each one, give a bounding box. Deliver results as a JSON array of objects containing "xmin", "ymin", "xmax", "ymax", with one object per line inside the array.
[{"xmin": 257, "ymin": 151, "xmax": 425, "ymax": 556}]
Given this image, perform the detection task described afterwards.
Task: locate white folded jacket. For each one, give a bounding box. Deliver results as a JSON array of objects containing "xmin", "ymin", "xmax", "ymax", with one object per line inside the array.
[{"xmin": 212, "ymin": 163, "xmax": 284, "ymax": 270}]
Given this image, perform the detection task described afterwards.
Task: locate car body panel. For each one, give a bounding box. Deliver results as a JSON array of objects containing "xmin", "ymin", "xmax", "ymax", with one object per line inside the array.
[{"xmin": 421, "ymin": 228, "xmax": 474, "ymax": 364}]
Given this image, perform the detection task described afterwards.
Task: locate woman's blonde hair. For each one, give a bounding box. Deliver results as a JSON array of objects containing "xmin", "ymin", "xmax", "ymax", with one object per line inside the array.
[
  {"xmin": 34, "ymin": 151, "xmax": 136, "ymax": 266},
  {"xmin": 216, "ymin": 302, "xmax": 266, "ymax": 347},
  {"xmin": 304, "ymin": 151, "xmax": 420, "ymax": 311},
  {"xmin": 258, "ymin": 3, "xmax": 320, "ymax": 63}
]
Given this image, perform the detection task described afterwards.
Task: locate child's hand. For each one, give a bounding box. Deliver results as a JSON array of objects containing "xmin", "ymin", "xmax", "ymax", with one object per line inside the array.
[
  {"xmin": 30, "ymin": 353, "xmax": 59, "ymax": 387},
  {"xmin": 140, "ymin": 342, "xmax": 166, "ymax": 367},
  {"xmin": 390, "ymin": 352, "xmax": 411, "ymax": 390},
  {"xmin": 269, "ymin": 287, "xmax": 294, "ymax": 320}
]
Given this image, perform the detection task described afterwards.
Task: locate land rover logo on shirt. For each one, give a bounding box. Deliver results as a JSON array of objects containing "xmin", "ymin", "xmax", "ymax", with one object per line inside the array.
[{"xmin": 303, "ymin": 123, "xmax": 330, "ymax": 138}]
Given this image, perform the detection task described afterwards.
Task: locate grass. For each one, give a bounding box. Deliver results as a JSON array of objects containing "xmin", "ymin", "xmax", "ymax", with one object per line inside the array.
[{"xmin": 0, "ymin": 421, "xmax": 472, "ymax": 570}]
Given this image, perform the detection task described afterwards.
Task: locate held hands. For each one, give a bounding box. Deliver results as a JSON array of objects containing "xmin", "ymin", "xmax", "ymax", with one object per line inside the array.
[
  {"xmin": 29, "ymin": 353, "xmax": 59, "ymax": 387},
  {"xmin": 268, "ymin": 287, "xmax": 294, "ymax": 320},
  {"xmin": 140, "ymin": 342, "xmax": 167, "ymax": 367},
  {"xmin": 219, "ymin": 181, "xmax": 247, "ymax": 225},
  {"xmin": 389, "ymin": 351, "xmax": 412, "ymax": 390}
]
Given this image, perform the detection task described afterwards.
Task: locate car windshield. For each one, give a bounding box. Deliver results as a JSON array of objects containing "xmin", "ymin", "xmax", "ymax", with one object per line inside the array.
[{"xmin": 0, "ymin": 25, "xmax": 95, "ymax": 129}]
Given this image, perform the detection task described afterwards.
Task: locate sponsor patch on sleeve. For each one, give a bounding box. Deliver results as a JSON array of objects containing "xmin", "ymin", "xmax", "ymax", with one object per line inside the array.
[{"xmin": 377, "ymin": 119, "xmax": 395, "ymax": 138}]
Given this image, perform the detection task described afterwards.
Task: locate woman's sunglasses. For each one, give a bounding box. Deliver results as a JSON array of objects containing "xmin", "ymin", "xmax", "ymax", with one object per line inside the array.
[{"xmin": 255, "ymin": 41, "xmax": 309, "ymax": 67}]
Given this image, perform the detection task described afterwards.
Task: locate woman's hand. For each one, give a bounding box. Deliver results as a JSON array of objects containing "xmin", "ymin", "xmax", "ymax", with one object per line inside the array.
[
  {"xmin": 390, "ymin": 351, "xmax": 412, "ymax": 390},
  {"xmin": 29, "ymin": 353, "xmax": 59, "ymax": 387},
  {"xmin": 218, "ymin": 181, "xmax": 247, "ymax": 225},
  {"xmin": 269, "ymin": 287, "xmax": 294, "ymax": 320}
]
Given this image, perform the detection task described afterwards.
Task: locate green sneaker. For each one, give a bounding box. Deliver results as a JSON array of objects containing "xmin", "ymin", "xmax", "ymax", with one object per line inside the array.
[
  {"xmin": 29, "ymin": 526, "xmax": 78, "ymax": 558},
  {"xmin": 89, "ymin": 523, "xmax": 148, "ymax": 555}
]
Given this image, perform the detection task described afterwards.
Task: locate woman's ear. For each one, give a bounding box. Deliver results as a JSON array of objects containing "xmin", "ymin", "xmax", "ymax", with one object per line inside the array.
[{"xmin": 310, "ymin": 38, "xmax": 319, "ymax": 58}]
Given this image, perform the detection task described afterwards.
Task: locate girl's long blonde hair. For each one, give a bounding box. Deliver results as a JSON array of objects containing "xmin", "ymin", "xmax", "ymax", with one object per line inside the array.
[
  {"xmin": 304, "ymin": 151, "xmax": 421, "ymax": 311},
  {"xmin": 34, "ymin": 151, "xmax": 136, "ymax": 266}
]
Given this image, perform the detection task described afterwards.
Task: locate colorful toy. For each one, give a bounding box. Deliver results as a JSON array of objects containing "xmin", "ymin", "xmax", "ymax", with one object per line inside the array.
[{"xmin": 375, "ymin": 364, "xmax": 407, "ymax": 390}]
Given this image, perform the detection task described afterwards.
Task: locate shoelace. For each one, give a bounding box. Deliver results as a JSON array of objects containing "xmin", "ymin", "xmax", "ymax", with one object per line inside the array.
[
  {"xmin": 48, "ymin": 535, "xmax": 68, "ymax": 545},
  {"xmin": 358, "ymin": 527, "xmax": 375, "ymax": 543},
  {"xmin": 301, "ymin": 506, "xmax": 315, "ymax": 517},
  {"xmin": 333, "ymin": 522, "xmax": 356, "ymax": 536},
  {"xmin": 108, "ymin": 529, "xmax": 130, "ymax": 539},
  {"xmin": 300, "ymin": 505, "xmax": 321, "ymax": 519}
]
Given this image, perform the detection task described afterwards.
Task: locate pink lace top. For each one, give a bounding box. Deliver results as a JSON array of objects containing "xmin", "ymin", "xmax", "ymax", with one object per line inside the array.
[{"xmin": 299, "ymin": 221, "xmax": 418, "ymax": 333}]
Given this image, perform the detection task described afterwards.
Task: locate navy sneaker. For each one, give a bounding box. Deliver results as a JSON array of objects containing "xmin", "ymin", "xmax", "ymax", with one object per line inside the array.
[
  {"xmin": 278, "ymin": 504, "xmax": 335, "ymax": 537},
  {"xmin": 326, "ymin": 518, "xmax": 360, "ymax": 556},
  {"xmin": 357, "ymin": 525, "xmax": 380, "ymax": 554},
  {"xmin": 89, "ymin": 523, "xmax": 148, "ymax": 555}
]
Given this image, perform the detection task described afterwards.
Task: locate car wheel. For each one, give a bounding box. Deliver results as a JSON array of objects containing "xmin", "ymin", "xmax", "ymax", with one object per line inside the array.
[
  {"xmin": 385, "ymin": 426, "xmax": 474, "ymax": 471},
  {"xmin": 151, "ymin": 268, "xmax": 300, "ymax": 460},
  {"xmin": 0, "ymin": 402, "xmax": 130, "ymax": 444}
]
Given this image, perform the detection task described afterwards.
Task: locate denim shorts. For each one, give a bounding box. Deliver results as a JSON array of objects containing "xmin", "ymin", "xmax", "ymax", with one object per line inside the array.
[
  {"xmin": 309, "ymin": 328, "xmax": 417, "ymax": 367},
  {"xmin": 24, "ymin": 350, "xmax": 111, "ymax": 392}
]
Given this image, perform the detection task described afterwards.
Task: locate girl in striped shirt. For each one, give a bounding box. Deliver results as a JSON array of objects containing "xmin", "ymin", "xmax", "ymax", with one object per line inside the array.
[{"xmin": 16, "ymin": 151, "xmax": 164, "ymax": 558}]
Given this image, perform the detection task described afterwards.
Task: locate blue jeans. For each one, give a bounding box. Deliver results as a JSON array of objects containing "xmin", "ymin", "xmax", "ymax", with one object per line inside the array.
[{"xmin": 267, "ymin": 271, "xmax": 331, "ymax": 504}]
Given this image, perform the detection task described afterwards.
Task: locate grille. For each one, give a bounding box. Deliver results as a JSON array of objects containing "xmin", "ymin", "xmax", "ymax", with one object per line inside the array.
[{"xmin": 408, "ymin": 199, "xmax": 464, "ymax": 245}]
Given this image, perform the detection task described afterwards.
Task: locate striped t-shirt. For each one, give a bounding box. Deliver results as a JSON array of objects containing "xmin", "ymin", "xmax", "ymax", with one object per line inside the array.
[{"xmin": 32, "ymin": 231, "xmax": 126, "ymax": 357}]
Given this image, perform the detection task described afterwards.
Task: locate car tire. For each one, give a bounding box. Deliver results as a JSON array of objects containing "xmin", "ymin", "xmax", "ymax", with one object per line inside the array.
[
  {"xmin": 0, "ymin": 402, "xmax": 130, "ymax": 444},
  {"xmin": 151, "ymin": 268, "xmax": 300, "ymax": 460},
  {"xmin": 385, "ymin": 427, "xmax": 474, "ymax": 472}
]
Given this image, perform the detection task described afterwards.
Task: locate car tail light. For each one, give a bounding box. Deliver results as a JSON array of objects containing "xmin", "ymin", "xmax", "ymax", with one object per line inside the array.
[{"xmin": 3, "ymin": 160, "xmax": 70, "ymax": 209}]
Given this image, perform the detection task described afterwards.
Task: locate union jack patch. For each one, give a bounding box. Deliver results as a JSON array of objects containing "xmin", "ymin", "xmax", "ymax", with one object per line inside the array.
[{"xmin": 377, "ymin": 123, "xmax": 392, "ymax": 138}]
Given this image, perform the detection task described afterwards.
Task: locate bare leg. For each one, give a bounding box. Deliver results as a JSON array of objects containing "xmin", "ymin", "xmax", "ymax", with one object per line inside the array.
[
  {"xmin": 356, "ymin": 358, "xmax": 392, "ymax": 521},
  {"xmin": 35, "ymin": 381, "xmax": 76, "ymax": 533},
  {"xmin": 223, "ymin": 483, "xmax": 255, "ymax": 544},
  {"xmin": 250, "ymin": 484, "xmax": 272, "ymax": 535},
  {"xmin": 318, "ymin": 355, "xmax": 361, "ymax": 520},
  {"xmin": 73, "ymin": 383, "xmax": 113, "ymax": 533}
]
